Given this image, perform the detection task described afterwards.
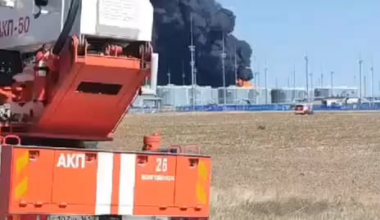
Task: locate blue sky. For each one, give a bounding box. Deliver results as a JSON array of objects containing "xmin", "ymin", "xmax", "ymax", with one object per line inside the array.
[{"xmin": 218, "ymin": 0, "xmax": 380, "ymax": 93}]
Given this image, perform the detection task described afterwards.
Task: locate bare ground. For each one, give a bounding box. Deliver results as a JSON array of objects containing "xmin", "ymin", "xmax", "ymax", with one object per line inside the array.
[{"xmin": 99, "ymin": 112, "xmax": 380, "ymax": 220}]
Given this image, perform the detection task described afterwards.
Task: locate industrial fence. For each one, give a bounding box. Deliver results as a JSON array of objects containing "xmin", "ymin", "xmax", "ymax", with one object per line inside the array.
[{"xmin": 129, "ymin": 103, "xmax": 380, "ymax": 114}]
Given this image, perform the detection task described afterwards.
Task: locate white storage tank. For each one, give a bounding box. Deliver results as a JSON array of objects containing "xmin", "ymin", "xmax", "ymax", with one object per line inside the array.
[{"xmin": 157, "ymin": 85, "xmax": 190, "ymax": 107}]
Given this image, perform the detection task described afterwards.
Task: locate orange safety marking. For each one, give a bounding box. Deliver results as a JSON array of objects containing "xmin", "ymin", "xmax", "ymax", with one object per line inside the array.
[
  {"xmin": 14, "ymin": 151, "xmax": 29, "ymax": 200},
  {"xmin": 196, "ymin": 161, "xmax": 208, "ymax": 204},
  {"xmin": 16, "ymin": 152, "xmax": 28, "ymax": 173}
]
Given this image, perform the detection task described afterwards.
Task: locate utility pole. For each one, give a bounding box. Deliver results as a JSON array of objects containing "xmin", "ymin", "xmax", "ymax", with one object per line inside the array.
[
  {"xmin": 359, "ymin": 59, "xmax": 363, "ymax": 99},
  {"xmin": 304, "ymin": 55, "xmax": 309, "ymax": 101},
  {"xmin": 221, "ymin": 33, "xmax": 227, "ymax": 108},
  {"xmin": 189, "ymin": 14, "xmax": 196, "ymax": 110},
  {"xmin": 330, "ymin": 71, "xmax": 334, "ymax": 97},
  {"xmin": 264, "ymin": 67, "xmax": 268, "ymax": 104}
]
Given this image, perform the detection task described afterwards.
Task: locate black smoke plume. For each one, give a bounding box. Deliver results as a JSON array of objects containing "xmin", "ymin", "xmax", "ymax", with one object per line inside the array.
[{"xmin": 150, "ymin": 0, "xmax": 253, "ymax": 87}]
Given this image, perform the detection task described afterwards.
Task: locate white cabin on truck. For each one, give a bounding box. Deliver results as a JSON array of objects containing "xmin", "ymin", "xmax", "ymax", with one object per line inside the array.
[{"xmin": 0, "ymin": 0, "xmax": 153, "ymax": 53}]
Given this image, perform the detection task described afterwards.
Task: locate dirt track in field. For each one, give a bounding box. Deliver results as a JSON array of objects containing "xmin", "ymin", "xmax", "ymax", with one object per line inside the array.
[{"xmin": 100, "ymin": 112, "xmax": 380, "ymax": 219}]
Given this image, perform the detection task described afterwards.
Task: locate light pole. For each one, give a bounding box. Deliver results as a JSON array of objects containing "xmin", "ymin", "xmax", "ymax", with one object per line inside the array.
[
  {"xmin": 221, "ymin": 33, "xmax": 227, "ymax": 109},
  {"xmin": 234, "ymin": 44, "xmax": 238, "ymax": 84},
  {"xmin": 181, "ymin": 61, "xmax": 185, "ymax": 85},
  {"xmin": 255, "ymin": 71, "xmax": 260, "ymax": 104},
  {"xmin": 287, "ymin": 77, "xmax": 290, "ymax": 88},
  {"xmin": 321, "ymin": 73, "xmax": 324, "ymax": 88},
  {"xmin": 359, "ymin": 59, "xmax": 363, "ymax": 99},
  {"xmin": 167, "ymin": 68, "xmax": 171, "ymax": 85},
  {"xmin": 304, "ymin": 56, "xmax": 309, "ymax": 101},
  {"xmin": 364, "ymin": 75, "xmax": 367, "ymax": 98},
  {"xmin": 293, "ymin": 68, "xmax": 296, "ymax": 101},
  {"xmin": 264, "ymin": 67, "xmax": 268, "ymax": 104},
  {"xmin": 371, "ymin": 64, "xmax": 374, "ymax": 101},
  {"xmin": 310, "ymin": 72, "xmax": 313, "ymax": 100},
  {"xmin": 330, "ymin": 71, "xmax": 334, "ymax": 97},
  {"xmin": 255, "ymin": 71, "xmax": 260, "ymax": 87},
  {"xmin": 189, "ymin": 14, "xmax": 196, "ymax": 111}
]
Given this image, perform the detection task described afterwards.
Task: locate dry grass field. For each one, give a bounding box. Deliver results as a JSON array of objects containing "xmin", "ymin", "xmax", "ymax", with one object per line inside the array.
[{"xmin": 100, "ymin": 112, "xmax": 380, "ymax": 220}]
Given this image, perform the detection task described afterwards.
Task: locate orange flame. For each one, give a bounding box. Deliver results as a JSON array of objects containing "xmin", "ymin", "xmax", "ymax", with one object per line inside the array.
[{"xmin": 236, "ymin": 79, "xmax": 254, "ymax": 88}]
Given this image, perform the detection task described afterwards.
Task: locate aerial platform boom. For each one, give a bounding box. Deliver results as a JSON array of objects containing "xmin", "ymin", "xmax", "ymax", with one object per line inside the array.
[
  {"xmin": 0, "ymin": 0, "xmax": 155, "ymax": 142},
  {"xmin": 0, "ymin": 0, "xmax": 212, "ymax": 219}
]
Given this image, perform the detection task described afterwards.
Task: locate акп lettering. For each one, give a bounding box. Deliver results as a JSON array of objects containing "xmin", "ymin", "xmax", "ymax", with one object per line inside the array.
[
  {"xmin": 0, "ymin": 16, "xmax": 30, "ymax": 38},
  {"xmin": 56, "ymin": 153, "xmax": 86, "ymax": 169}
]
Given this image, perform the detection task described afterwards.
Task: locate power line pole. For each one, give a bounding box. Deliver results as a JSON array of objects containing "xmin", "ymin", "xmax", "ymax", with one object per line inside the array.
[
  {"xmin": 255, "ymin": 71, "xmax": 260, "ymax": 104},
  {"xmin": 359, "ymin": 59, "xmax": 363, "ymax": 99},
  {"xmin": 264, "ymin": 67, "xmax": 268, "ymax": 104},
  {"xmin": 304, "ymin": 55, "xmax": 309, "ymax": 101},
  {"xmin": 221, "ymin": 33, "xmax": 227, "ymax": 108},
  {"xmin": 330, "ymin": 71, "xmax": 334, "ymax": 97},
  {"xmin": 189, "ymin": 14, "xmax": 196, "ymax": 111}
]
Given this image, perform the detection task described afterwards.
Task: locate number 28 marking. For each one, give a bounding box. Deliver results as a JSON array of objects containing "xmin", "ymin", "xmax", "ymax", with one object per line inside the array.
[{"xmin": 156, "ymin": 157, "xmax": 167, "ymax": 172}]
